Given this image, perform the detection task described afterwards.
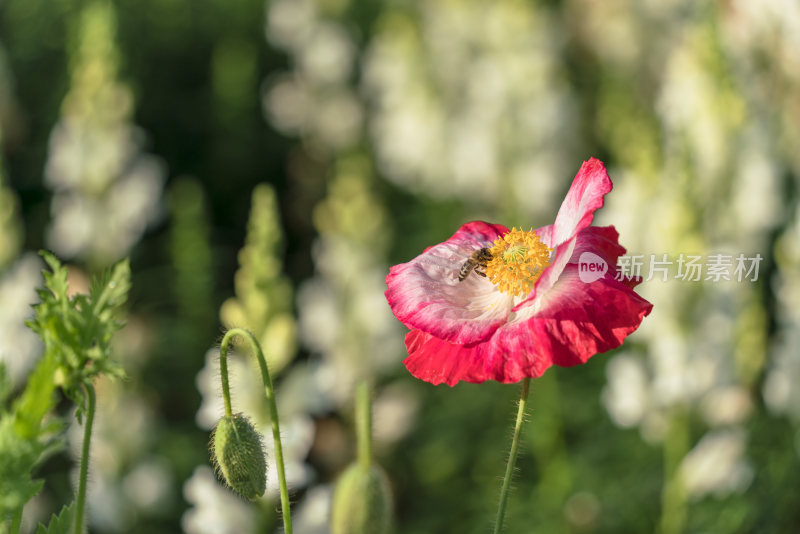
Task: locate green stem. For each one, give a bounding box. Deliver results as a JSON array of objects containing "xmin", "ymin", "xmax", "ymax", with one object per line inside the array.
[
  {"xmin": 218, "ymin": 340, "xmax": 233, "ymax": 418},
  {"xmin": 74, "ymin": 383, "xmax": 96, "ymax": 534},
  {"xmin": 493, "ymin": 377, "xmax": 531, "ymax": 534},
  {"xmin": 9, "ymin": 508, "xmax": 22, "ymax": 534},
  {"xmin": 220, "ymin": 328, "xmax": 292, "ymax": 534},
  {"xmin": 355, "ymin": 381, "xmax": 372, "ymax": 468},
  {"xmin": 659, "ymin": 408, "xmax": 689, "ymax": 534}
]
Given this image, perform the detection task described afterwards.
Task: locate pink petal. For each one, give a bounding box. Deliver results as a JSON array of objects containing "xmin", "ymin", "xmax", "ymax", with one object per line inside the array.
[
  {"xmin": 533, "ymin": 223, "xmax": 554, "ymax": 245},
  {"xmin": 510, "ymin": 160, "xmax": 614, "ymax": 311},
  {"xmin": 403, "ymin": 265, "xmax": 652, "ymax": 386},
  {"xmin": 550, "ymin": 158, "xmax": 613, "ymax": 247},
  {"xmin": 511, "ymin": 225, "xmax": 623, "ymax": 313},
  {"xmin": 385, "ymin": 221, "xmax": 514, "ymax": 345}
]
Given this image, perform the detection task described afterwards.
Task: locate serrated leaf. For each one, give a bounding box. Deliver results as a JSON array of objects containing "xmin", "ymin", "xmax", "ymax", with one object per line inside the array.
[
  {"xmin": 34, "ymin": 501, "xmax": 75, "ymax": 534},
  {"xmin": 38, "ymin": 250, "xmax": 61, "ymax": 273},
  {"xmin": 38, "ymin": 251, "xmax": 69, "ymax": 303},
  {"xmin": 26, "ymin": 252, "xmax": 131, "ymax": 403},
  {"xmin": 90, "ymin": 258, "xmax": 131, "ymax": 319}
]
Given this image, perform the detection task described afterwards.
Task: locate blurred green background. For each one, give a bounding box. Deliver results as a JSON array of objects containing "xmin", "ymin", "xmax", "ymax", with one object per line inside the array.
[{"xmin": 1, "ymin": 0, "xmax": 800, "ymax": 532}]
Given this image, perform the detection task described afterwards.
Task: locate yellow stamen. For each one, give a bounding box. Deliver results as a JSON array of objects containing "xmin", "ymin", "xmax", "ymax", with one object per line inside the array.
[{"xmin": 485, "ymin": 228, "xmax": 553, "ymax": 297}]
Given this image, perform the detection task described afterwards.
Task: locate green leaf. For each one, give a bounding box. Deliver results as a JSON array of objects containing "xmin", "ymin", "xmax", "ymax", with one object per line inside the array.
[
  {"xmin": 26, "ymin": 252, "xmax": 131, "ymax": 405},
  {"xmin": 3, "ymin": 252, "xmax": 132, "ymax": 519},
  {"xmin": 34, "ymin": 501, "xmax": 75, "ymax": 534},
  {"xmin": 12, "ymin": 355, "xmax": 58, "ymax": 440},
  {"xmin": 90, "ymin": 258, "xmax": 131, "ymax": 319},
  {"xmin": 38, "ymin": 251, "xmax": 69, "ymax": 304},
  {"xmin": 0, "ymin": 415, "xmax": 48, "ymax": 518}
]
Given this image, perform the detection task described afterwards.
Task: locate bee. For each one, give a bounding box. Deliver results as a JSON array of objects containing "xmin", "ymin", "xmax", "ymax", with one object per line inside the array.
[{"xmin": 458, "ymin": 247, "xmax": 493, "ymax": 282}]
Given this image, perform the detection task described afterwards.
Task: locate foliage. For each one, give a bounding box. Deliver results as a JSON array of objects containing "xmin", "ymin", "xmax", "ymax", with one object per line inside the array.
[
  {"xmin": 1, "ymin": 345, "xmax": 61, "ymax": 520},
  {"xmin": 34, "ymin": 502, "xmax": 75, "ymax": 534},
  {"xmin": 0, "ymin": 252, "xmax": 130, "ymax": 526},
  {"xmin": 26, "ymin": 251, "xmax": 130, "ymax": 417},
  {"xmin": 0, "ymin": 403, "xmax": 49, "ymax": 520}
]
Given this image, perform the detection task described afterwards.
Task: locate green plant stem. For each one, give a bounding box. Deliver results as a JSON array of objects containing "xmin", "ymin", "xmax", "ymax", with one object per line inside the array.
[
  {"xmin": 218, "ymin": 340, "xmax": 233, "ymax": 418},
  {"xmin": 220, "ymin": 328, "xmax": 292, "ymax": 534},
  {"xmin": 355, "ymin": 381, "xmax": 372, "ymax": 468},
  {"xmin": 659, "ymin": 408, "xmax": 689, "ymax": 534},
  {"xmin": 74, "ymin": 383, "xmax": 96, "ymax": 534},
  {"xmin": 9, "ymin": 508, "xmax": 23, "ymax": 534},
  {"xmin": 494, "ymin": 377, "xmax": 531, "ymax": 534}
]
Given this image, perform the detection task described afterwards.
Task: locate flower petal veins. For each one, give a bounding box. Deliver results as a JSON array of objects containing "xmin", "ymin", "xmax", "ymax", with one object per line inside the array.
[{"xmin": 385, "ymin": 221, "xmax": 513, "ymax": 345}]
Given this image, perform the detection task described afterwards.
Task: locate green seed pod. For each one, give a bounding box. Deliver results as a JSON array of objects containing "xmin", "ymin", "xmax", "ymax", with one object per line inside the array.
[
  {"xmin": 210, "ymin": 413, "xmax": 267, "ymax": 500},
  {"xmin": 331, "ymin": 463, "xmax": 393, "ymax": 534}
]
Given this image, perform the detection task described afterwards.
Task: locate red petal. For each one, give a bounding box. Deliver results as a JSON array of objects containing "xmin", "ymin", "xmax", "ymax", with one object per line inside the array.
[
  {"xmin": 385, "ymin": 221, "xmax": 513, "ymax": 345},
  {"xmin": 568, "ymin": 225, "xmax": 626, "ymax": 267},
  {"xmin": 524, "ymin": 266, "xmax": 652, "ymax": 367},
  {"xmin": 403, "ymin": 329, "xmax": 549, "ymax": 386},
  {"xmin": 403, "ymin": 265, "xmax": 652, "ymax": 386}
]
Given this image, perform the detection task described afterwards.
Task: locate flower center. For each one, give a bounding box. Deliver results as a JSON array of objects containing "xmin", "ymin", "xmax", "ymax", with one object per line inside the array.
[{"xmin": 484, "ymin": 228, "xmax": 553, "ymax": 297}]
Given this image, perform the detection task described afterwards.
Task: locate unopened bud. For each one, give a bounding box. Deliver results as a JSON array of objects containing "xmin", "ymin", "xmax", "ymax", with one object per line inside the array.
[
  {"xmin": 331, "ymin": 463, "xmax": 393, "ymax": 534},
  {"xmin": 210, "ymin": 414, "xmax": 267, "ymax": 500}
]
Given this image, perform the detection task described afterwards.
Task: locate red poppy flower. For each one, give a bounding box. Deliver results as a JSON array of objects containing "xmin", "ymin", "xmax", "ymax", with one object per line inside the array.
[{"xmin": 385, "ymin": 158, "xmax": 653, "ymax": 386}]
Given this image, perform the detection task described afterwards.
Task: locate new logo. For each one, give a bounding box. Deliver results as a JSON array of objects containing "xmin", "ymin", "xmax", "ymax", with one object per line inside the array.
[{"xmin": 578, "ymin": 252, "xmax": 608, "ymax": 283}]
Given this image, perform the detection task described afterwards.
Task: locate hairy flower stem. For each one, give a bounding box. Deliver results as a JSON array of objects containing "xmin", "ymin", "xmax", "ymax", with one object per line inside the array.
[
  {"xmin": 74, "ymin": 383, "xmax": 96, "ymax": 534},
  {"xmin": 219, "ymin": 328, "xmax": 293, "ymax": 534},
  {"xmin": 356, "ymin": 381, "xmax": 372, "ymax": 468},
  {"xmin": 494, "ymin": 377, "xmax": 531, "ymax": 534}
]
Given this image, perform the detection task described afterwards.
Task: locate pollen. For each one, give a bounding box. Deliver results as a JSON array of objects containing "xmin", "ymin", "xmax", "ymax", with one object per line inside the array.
[{"xmin": 484, "ymin": 228, "xmax": 553, "ymax": 297}]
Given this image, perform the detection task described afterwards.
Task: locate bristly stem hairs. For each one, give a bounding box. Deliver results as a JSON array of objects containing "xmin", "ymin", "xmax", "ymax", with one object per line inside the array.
[
  {"xmin": 493, "ymin": 377, "xmax": 531, "ymax": 534},
  {"xmin": 218, "ymin": 328, "xmax": 293, "ymax": 534},
  {"xmin": 74, "ymin": 383, "xmax": 96, "ymax": 534}
]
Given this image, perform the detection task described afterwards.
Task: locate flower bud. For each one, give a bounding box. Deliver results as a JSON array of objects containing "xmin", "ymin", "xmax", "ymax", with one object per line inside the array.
[
  {"xmin": 331, "ymin": 463, "xmax": 393, "ymax": 534},
  {"xmin": 210, "ymin": 413, "xmax": 267, "ymax": 500}
]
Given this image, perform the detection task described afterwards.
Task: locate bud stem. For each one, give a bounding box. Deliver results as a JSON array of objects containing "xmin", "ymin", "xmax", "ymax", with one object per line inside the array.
[
  {"xmin": 356, "ymin": 381, "xmax": 372, "ymax": 468},
  {"xmin": 74, "ymin": 382, "xmax": 96, "ymax": 534},
  {"xmin": 219, "ymin": 328, "xmax": 293, "ymax": 534},
  {"xmin": 218, "ymin": 342, "xmax": 233, "ymax": 418},
  {"xmin": 493, "ymin": 377, "xmax": 531, "ymax": 534}
]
